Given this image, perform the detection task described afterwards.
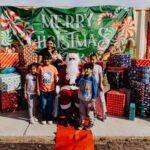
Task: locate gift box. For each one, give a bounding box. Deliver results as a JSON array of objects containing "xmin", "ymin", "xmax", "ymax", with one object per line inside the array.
[
  {"xmin": 136, "ymin": 100, "xmax": 150, "ymax": 118},
  {"xmin": 0, "ymin": 53, "xmax": 19, "ymax": 69},
  {"xmin": 17, "ymin": 45, "xmax": 35, "ymax": 67},
  {"xmin": 130, "ymin": 81, "xmax": 145, "ymax": 102},
  {"xmin": 131, "ymin": 59, "xmax": 150, "ymax": 66},
  {"xmin": 107, "ymin": 70, "xmax": 125, "ymax": 89},
  {"xmin": 0, "ymin": 73, "xmax": 21, "ymax": 92},
  {"xmin": 0, "ymin": 91, "xmax": 18, "ymax": 112},
  {"xmin": 129, "ymin": 103, "xmax": 136, "ymax": 121},
  {"xmin": 96, "ymin": 61, "xmax": 106, "ymax": 71},
  {"xmin": 128, "ymin": 66, "xmax": 150, "ymax": 84},
  {"xmin": 106, "ymin": 90, "xmax": 126, "ymax": 117},
  {"xmin": 144, "ymin": 84, "xmax": 150, "ymax": 101},
  {"xmin": 110, "ymin": 54, "xmax": 131, "ymax": 67},
  {"xmin": 119, "ymin": 88, "xmax": 131, "ymax": 113}
]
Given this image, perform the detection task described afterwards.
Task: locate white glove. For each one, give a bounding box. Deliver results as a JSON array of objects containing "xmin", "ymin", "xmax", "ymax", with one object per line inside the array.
[{"xmin": 56, "ymin": 85, "xmax": 60, "ymax": 94}]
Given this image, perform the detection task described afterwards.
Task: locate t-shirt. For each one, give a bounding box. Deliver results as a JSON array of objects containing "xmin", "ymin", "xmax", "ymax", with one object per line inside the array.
[
  {"xmin": 26, "ymin": 73, "xmax": 37, "ymax": 94},
  {"xmin": 38, "ymin": 65, "xmax": 58, "ymax": 92},
  {"xmin": 93, "ymin": 64, "xmax": 102, "ymax": 84},
  {"xmin": 76, "ymin": 75, "xmax": 97, "ymax": 101}
]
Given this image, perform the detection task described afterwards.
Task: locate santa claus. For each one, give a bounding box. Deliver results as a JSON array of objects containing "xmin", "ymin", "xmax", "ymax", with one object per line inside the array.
[{"xmin": 57, "ymin": 52, "xmax": 81, "ymax": 126}]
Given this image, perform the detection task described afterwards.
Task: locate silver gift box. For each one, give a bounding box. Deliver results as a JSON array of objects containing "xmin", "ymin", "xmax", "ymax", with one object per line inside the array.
[{"xmin": 0, "ymin": 73, "xmax": 21, "ymax": 92}]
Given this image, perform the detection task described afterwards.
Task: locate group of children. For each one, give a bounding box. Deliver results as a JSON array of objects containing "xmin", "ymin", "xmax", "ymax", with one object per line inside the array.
[{"xmin": 24, "ymin": 52, "xmax": 107, "ymax": 129}]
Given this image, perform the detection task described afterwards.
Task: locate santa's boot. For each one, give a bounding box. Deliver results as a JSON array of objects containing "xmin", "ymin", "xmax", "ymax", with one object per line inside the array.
[{"xmin": 63, "ymin": 108, "xmax": 72, "ymax": 127}]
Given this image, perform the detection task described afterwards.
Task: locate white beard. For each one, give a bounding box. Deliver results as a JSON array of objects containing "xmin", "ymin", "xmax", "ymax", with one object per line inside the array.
[{"xmin": 66, "ymin": 60, "xmax": 79, "ymax": 84}]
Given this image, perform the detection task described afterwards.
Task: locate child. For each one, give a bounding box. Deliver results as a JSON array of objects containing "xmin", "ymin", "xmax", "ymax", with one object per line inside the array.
[
  {"xmin": 37, "ymin": 55, "xmax": 58, "ymax": 125},
  {"xmin": 76, "ymin": 62, "xmax": 97, "ymax": 130},
  {"xmin": 90, "ymin": 52, "xmax": 107, "ymax": 121},
  {"xmin": 24, "ymin": 63, "xmax": 39, "ymax": 124},
  {"xmin": 51, "ymin": 49, "xmax": 63, "ymax": 70}
]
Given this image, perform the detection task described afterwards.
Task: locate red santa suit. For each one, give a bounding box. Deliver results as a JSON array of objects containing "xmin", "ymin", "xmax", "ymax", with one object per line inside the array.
[
  {"xmin": 57, "ymin": 52, "xmax": 81, "ymax": 122},
  {"xmin": 58, "ymin": 65, "xmax": 80, "ymax": 110}
]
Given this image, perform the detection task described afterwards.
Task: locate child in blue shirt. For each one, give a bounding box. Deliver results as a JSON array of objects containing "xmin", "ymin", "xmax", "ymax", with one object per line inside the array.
[{"xmin": 76, "ymin": 62, "xmax": 97, "ymax": 130}]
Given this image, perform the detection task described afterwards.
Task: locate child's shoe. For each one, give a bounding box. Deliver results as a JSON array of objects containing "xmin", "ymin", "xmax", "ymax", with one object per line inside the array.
[
  {"xmin": 30, "ymin": 117, "xmax": 35, "ymax": 124},
  {"xmin": 33, "ymin": 116, "xmax": 38, "ymax": 122},
  {"xmin": 47, "ymin": 121, "xmax": 53, "ymax": 125},
  {"xmin": 41, "ymin": 120, "xmax": 46, "ymax": 125}
]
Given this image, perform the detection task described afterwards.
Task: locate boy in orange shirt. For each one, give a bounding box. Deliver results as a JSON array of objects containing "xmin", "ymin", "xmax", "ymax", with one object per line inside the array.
[{"xmin": 37, "ymin": 55, "xmax": 58, "ymax": 125}]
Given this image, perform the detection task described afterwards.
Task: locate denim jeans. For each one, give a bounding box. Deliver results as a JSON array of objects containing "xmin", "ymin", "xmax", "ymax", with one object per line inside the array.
[{"xmin": 40, "ymin": 90, "xmax": 54, "ymax": 121}]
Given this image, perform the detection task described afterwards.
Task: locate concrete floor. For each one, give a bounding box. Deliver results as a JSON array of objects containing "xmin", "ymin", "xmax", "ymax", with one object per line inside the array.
[{"xmin": 0, "ymin": 110, "xmax": 149, "ymax": 138}]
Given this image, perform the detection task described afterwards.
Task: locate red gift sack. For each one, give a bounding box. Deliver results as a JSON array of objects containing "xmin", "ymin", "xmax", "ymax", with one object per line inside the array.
[
  {"xmin": 0, "ymin": 53, "xmax": 19, "ymax": 69},
  {"xmin": 0, "ymin": 91, "xmax": 18, "ymax": 112}
]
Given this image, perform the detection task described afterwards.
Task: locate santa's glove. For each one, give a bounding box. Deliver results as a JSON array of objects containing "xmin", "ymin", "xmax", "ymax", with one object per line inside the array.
[{"xmin": 56, "ymin": 85, "xmax": 60, "ymax": 95}]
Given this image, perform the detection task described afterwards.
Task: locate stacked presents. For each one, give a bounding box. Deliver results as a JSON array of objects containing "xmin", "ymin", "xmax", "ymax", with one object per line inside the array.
[
  {"xmin": 106, "ymin": 54, "xmax": 131, "ymax": 118},
  {"xmin": 0, "ymin": 45, "xmax": 36, "ymax": 112},
  {"xmin": 0, "ymin": 48, "xmax": 21, "ymax": 112},
  {"xmin": 128, "ymin": 59, "xmax": 150, "ymax": 118},
  {"xmin": 106, "ymin": 54, "xmax": 150, "ymax": 119}
]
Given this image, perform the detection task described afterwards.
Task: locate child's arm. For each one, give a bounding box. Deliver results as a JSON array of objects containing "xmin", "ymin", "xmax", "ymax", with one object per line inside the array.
[
  {"xmin": 24, "ymin": 78, "xmax": 28, "ymax": 100},
  {"xmin": 99, "ymin": 72, "xmax": 104, "ymax": 91},
  {"xmin": 76, "ymin": 75, "xmax": 84, "ymax": 85},
  {"xmin": 36, "ymin": 74, "xmax": 40, "ymax": 96},
  {"xmin": 91, "ymin": 77, "xmax": 98, "ymax": 100}
]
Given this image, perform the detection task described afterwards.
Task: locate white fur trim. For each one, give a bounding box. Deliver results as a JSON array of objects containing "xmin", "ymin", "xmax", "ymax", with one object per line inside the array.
[
  {"xmin": 60, "ymin": 102, "xmax": 71, "ymax": 109},
  {"xmin": 66, "ymin": 53, "xmax": 80, "ymax": 64},
  {"xmin": 75, "ymin": 103, "xmax": 79, "ymax": 108},
  {"xmin": 60, "ymin": 86, "xmax": 79, "ymax": 91}
]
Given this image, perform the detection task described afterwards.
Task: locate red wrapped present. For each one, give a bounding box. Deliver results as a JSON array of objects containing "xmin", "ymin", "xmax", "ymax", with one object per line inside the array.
[
  {"xmin": 96, "ymin": 61, "xmax": 106, "ymax": 70},
  {"xmin": 17, "ymin": 45, "xmax": 35, "ymax": 67},
  {"xmin": 106, "ymin": 90, "xmax": 126, "ymax": 117},
  {"xmin": 0, "ymin": 53, "xmax": 19, "ymax": 69},
  {"xmin": 131, "ymin": 59, "xmax": 150, "ymax": 66},
  {"xmin": 0, "ymin": 91, "xmax": 18, "ymax": 112}
]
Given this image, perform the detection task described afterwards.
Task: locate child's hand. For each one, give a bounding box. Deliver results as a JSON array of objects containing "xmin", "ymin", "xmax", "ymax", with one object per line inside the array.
[
  {"xmin": 37, "ymin": 90, "xmax": 40, "ymax": 96},
  {"xmin": 99, "ymin": 84, "xmax": 104, "ymax": 91},
  {"xmin": 24, "ymin": 93, "xmax": 27, "ymax": 100},
  {"xmin": 81, "ymin": 69, "xmax": 85, "ymax": 75}
]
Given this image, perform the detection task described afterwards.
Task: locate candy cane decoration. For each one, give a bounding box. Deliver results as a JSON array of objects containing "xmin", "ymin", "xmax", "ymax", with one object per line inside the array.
[{"xmin": 98, "ymin": 12, "xmax": 115, "ymax": 26}]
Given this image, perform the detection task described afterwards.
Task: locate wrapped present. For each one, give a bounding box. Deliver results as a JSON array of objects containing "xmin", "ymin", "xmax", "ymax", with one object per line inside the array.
[
  {"xmin": 106, "ymin": 90, "xmax": 126, "ymax": 117},
  {"xmin": 0, "ymin": 91, "xmax": 18, "ymax": 112},
  {"xmin": 131, "ymin": 59, "xmax": 150, "ymax": 66},
  {"xmin": 17, "ymin": 45, "xmax": 35, "ymax": 67},
  {"xmin": 0, "ymin": 53, "xmax": 19, "ymax": 69},
  {"xmin": 130, "ymin": 81, "xmax": 145, "ymax": 102},
  {"xmin": 110, "ymin": 54, "xmax": 131, "ymax": 67},
  {"xmin": 96, "ymin": 61, "xmax": 106, "ymax": 70},
  {"xmin": 119, "ymin": 88, "xmax": 131, "ymax": 113},
  {"xmin": 128, "ymin": 66, "xmax": 150, "ymax": 84},
  {"xmin": 144, "ymin": 84, "xmax": 150, "ymax": 101},
  {"xmin": 107, "ymin": 70, "xmax": 125, "ymax": 89},
  {"xmin": 136, "ymin": 100, "xmax": 150, "ymax": 118},
  {"xmin": 0, "ymin": 73, "xmax": 21, "ymax": 92},
  {"xmin": 129, "ymin": 103, "xmax": 136, "ymax": 121}
]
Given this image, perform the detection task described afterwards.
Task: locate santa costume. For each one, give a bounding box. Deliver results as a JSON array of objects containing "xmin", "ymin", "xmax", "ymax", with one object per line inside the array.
[{"xmin": 58, "ymin": 52, "xmax": 81, "ymax": 126}]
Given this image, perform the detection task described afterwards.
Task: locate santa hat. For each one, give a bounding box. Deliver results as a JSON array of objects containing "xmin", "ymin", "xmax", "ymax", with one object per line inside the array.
[{"xmin": 66, "ymin": 52, "xmax": 80, "ymax": 64}]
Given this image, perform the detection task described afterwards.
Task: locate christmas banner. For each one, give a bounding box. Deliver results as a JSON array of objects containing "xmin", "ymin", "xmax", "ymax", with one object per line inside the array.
[{"xmin": 0, "ymin": 6, "xmax": 136, "ymax": 60}]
